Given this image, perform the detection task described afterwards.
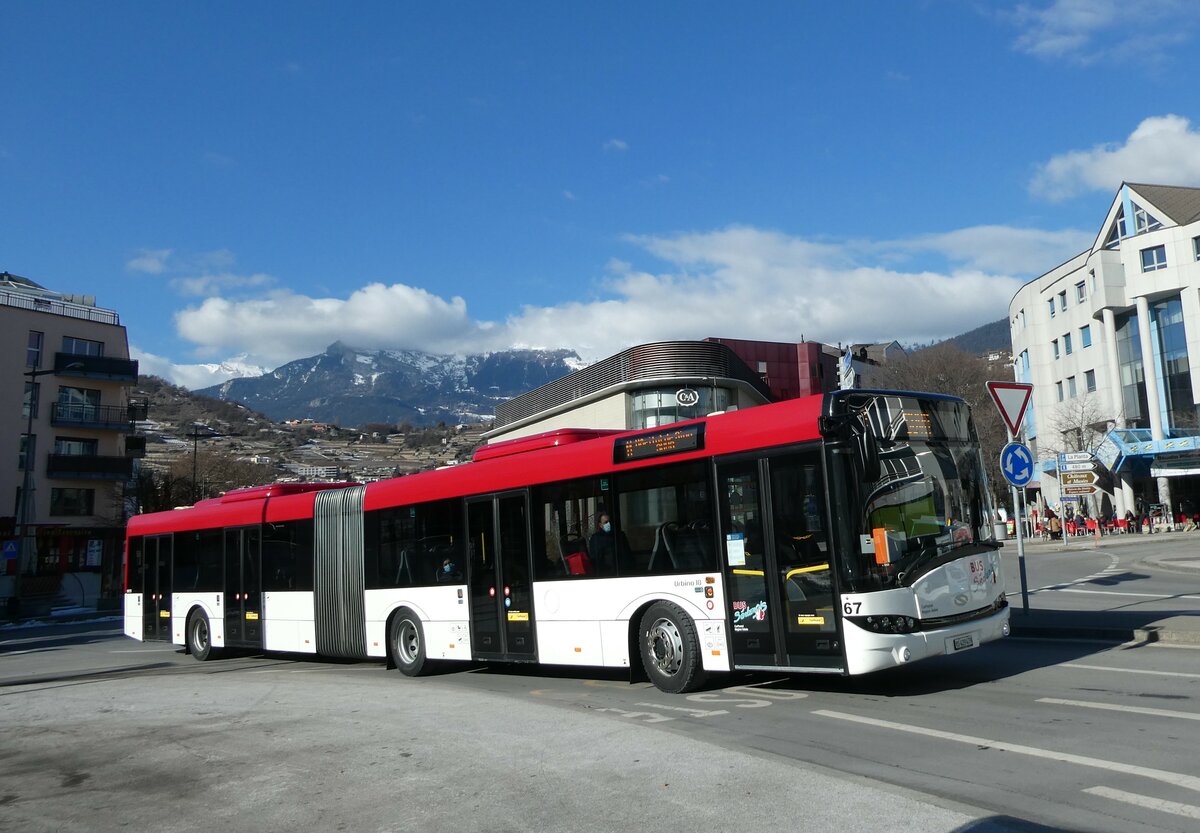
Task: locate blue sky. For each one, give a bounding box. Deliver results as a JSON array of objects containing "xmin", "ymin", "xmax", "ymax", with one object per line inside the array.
[{"xmin": 3, "ymin": 1, "xmax": 1200, "ymax": 387}]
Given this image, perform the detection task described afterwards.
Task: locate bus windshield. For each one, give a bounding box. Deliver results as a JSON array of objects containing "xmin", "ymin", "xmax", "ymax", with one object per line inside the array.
[{"xmin": 828, "ymin": 393, "xmax": 997, "ymax": 592}]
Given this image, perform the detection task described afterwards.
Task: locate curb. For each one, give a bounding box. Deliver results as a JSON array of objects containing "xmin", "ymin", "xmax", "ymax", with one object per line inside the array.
[{"xmin": 1009, "ymin": 621, "xmax": 1200, "ymax": 645}]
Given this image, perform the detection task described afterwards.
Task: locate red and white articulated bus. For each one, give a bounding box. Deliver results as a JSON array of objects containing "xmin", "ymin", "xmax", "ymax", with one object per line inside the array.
[{"xmin": 124, "ymin": 389, "xmax": 1010, "ymax": 693}]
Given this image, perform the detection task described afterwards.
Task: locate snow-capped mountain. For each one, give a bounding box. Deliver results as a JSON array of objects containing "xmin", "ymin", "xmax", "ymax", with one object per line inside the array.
[{"xmin": 196, "ymin": 341, "xmax": 582, "ymax": 426}]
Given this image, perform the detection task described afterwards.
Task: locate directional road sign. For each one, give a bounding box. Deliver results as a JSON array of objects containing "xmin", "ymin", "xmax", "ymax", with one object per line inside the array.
[
  {"xmin": 1000, "ymin": 442, "xmax": 1034, "ymax": 487},
  {"xmin": 1061, "ymin": 471, "xmax": 1098, "ymax": 485},
  {"xmin": 1060, "ymin": 461, "xmax": 1095, "ymax": 472},
  {"xmin": 1059, "ymin": 452, "xmax": 1093, "ymax": 463},
  {"xmin": 1062, "ymin": 484, "xmax": 1098, "ymax": 496},
  {"xmin": 986, "ymin": 381, "xmax": 1033, "ymax": 437}
]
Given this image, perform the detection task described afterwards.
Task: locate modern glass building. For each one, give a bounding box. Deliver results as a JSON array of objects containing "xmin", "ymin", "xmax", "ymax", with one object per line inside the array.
[{"xmin": 1009, "ymin": 183, "xmax": 1200, "ymax": 523}]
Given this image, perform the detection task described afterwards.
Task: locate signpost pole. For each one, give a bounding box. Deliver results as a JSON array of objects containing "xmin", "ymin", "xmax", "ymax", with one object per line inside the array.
[
  {"xmin": 986, "ymin": 381, "xmax": 1034, "ymax": 615},
  {"xmin": 1059, "ymin": 455, "xmax": 1068, "ymax": 551},
  {"xmin": 1010, "ymin": 441, "xmax": 1029, "ymax": 614}
]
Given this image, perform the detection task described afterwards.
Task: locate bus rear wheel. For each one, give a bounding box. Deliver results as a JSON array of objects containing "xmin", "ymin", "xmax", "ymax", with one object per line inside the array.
[
  {"xmin": 187, "ymin": 610, "xmax": 219, "ymax": 661},
  {"xmin": 639, "ymin": 602, "xmax": 707, "ymax": 693},
  {"xmin": 389, "ymin": 609, "xmax": 430, "ymax": 677}
]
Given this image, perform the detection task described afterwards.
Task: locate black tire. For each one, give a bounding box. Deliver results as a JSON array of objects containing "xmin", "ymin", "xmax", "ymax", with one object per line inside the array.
[
  {"xmin": 187, "ymin": 609, "xmax": 218, "ymax": 661},
  {"xmin": 388, "ymin": 609, "xmax": 430, "ymax": 677},
  {"xmin": 639, "ymin": 601, "xmax": 707, "ymax": 693}
]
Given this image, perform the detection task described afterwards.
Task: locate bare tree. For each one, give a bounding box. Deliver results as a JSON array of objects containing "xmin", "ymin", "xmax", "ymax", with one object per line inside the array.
[
  {"xmin": 1039, "ymin": 394, "xmax": 1121, "ymax": 517},
  {"xmin": 165, "ymin": 450, "xmax": 276, "ymax": 502}
]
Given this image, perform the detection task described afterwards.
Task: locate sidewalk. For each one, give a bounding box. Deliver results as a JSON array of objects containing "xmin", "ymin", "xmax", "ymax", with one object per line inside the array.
[{"xmin": 1002, "ymin": 528, "xmax": 1200, "ymax": 646}]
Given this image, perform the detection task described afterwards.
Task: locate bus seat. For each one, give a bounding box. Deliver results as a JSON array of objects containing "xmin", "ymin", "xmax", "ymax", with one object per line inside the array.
[
  {"xmin": 670, "ymin": 526, "xmax": 710, "ymax": 570},
  {"xmin": 647, "ymin": 522, "xmax": 679, "ymax": 571},
  {"xmin": 395, "ymin": 548, "xmax": 413, "ymax": 586}
]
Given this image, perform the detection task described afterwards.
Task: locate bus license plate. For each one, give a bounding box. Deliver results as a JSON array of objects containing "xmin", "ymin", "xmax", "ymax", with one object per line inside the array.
[{"xmin": 949, "ymin": 633, "xmax": 977, "ymax": 652}]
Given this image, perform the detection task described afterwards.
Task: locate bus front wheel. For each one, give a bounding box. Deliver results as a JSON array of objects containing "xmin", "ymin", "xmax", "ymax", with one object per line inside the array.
[
  {"xmin": 639, "ymin": 602, "xmax": 707, "ymax": 693},
  {"xmin": 388, "ymin": 609, "xmax": 430, "ymax": 677},
  {"xmin": 187, "ymin": 610, "xmax": 219, "ymax": 661}
]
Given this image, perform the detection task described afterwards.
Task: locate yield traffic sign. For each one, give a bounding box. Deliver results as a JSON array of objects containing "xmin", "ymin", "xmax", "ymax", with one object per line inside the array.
[{"xmin": 986, "ymin": 381, "xmax": 1033, "ymax": 437}]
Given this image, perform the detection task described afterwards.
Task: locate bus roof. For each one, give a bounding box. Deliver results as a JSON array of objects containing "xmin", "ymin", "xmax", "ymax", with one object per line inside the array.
[{"xmin": 126, "ymin": 391, "xmax": 841, "ymax": 536}]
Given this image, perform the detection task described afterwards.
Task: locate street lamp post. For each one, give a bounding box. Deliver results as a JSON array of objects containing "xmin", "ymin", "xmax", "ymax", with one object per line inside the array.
[
  {"xmin": 189, "ymin": 423, "xmax": 219, "ymax": 503},
  {"xmin": 11, "ymin": 361, "xmax": 84, "ymax": 615},
  {"xmin": 14, "ymin": 367, "xmax": 55, "ymax": 612}
]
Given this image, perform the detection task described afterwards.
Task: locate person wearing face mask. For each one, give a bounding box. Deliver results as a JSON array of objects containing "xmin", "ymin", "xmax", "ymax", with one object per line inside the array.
[
  {"xmin": 436, "ymin": 557, "xmax": 460, "ymax": 582},
  {"xmin": 588, "ymin": 511, "xmax": 627, "ymax": 574}
]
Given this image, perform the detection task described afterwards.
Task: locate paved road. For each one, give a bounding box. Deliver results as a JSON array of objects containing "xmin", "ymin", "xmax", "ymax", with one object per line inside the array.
[
  {"xmin": 2, "ymin": 626, "xmax": 1024, "ymax": 833},
  {"xmin": 4, "ymin": 622, "xmax": 1200, "ymax": 831},
  {"xmin": 1001, "ymin": 530, "xmax": 1200, "ymax": 642},
  {"xmin": 3, "ymin": 539, "xmax": 1199, "ymax": 833}
]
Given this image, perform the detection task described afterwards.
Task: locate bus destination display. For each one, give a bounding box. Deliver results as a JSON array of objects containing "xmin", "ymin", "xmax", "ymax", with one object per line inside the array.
[{"xmin": 613, "ymin": 424, "xmax": 704, "ymax": 464}]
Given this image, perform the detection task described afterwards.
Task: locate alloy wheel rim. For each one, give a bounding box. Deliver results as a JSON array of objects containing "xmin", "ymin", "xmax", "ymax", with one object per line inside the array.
[{"xmin": 650, "ymin": 618, "xmax": 683, "ymax": 674}]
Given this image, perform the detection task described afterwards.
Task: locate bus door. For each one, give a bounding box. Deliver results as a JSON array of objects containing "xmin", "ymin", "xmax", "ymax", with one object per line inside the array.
[
  {"xmin": 718, "ymin": 452, "xmax": 841, "ymax": 670},
  {"xmin": 141, "ymin": 535, "xmax": 172, "ymax": 641},
  {"xmin": 224, "ymin": 526, "xmax": 262, "ymax": 648},
  {"xmin": 466, "ymin": 493, "xmax": 536, "ymax": 661}
]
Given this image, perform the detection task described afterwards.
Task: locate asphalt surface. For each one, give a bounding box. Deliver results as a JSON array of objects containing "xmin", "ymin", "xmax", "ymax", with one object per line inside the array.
[{"xmin": 1002, "ymin": 526, "xmax": 1200, "ymax": 645}]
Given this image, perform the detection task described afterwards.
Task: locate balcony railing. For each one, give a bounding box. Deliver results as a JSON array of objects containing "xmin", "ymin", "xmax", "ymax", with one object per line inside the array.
[
  {"xmin": 54, "ymin": 352, "xmax": 139, "ymax": 382},
  {"xmin": 0, "ymin": 288, "xmax": 120, "ymax": 324},
  {"xmin": 46, "ymin": 454, "xmax": 134, "ymax": 480},
  {"xmin": 51, "ymin": 403, "xmax": 141, "ymax": 431}
]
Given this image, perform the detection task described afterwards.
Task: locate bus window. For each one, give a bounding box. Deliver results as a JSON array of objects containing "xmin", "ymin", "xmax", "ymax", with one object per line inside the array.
[
  {"xmin": 263, "ymin": 519, "xmax": 314, "ymax": 591},
  {"xmin": 532, "ymin": 477, "xmax": 611, "ymax": 579},
  {"xmin": 126, "ymin": 537, "xmax": 144, "ymax": 593},
  {"xmin": 365, "ymin": 499, "xmax": 463, "ymax": 588},
  {"xmin": 617, "ymin": 460, "xmax": 716, "ymax": 575}
]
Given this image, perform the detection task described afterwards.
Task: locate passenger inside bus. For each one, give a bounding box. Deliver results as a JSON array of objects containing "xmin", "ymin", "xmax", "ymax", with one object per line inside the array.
[
  {"xmin": 588, "ymin": 512, "xmax": 628, "ymax": 573},
  {"xmin": 436, "ymin": 557, "xmax": 461, "ymax": 582}
]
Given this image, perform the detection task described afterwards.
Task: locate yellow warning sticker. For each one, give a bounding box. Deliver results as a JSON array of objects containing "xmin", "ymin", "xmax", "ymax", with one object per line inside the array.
[
  {"xmin": 796, "ymin": 615, "xmax": 826, "ymax": 626},
  {"xmin": 246, "ymin": 612, "xmax": 259, "ymax": 620},
  {"xmin": 507, "ymin": 611, "xmax": 529, "ymax": 622},
  {"xmin": 159, "ymin": 610, "xmax": 170, "ymax": 618}
]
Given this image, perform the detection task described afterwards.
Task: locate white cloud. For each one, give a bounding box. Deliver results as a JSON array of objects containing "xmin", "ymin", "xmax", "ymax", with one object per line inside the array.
[
  {"xmin": 163, "ymin": 224, "xmax": 1083, "ymax": 386},
  {"xmin": 174, "ymin": 283, "xmax": 474, "ymax": 368},
  {"xmin": 127, "ymin": 248, "xmax": 173, "ymax": 274},
  {"xmin": 131, "ymin": 345, "xmax": 267, "ymax": 389},
  {"xmin": 1009, "ymin": 0, "xmax": 1193, "ymax": 63},
  {"xmin": 171, "ymin": 272, "xmax": 276, "ymax": 297},
  {"xmin": 603, "ymin": 138, "xmax": 629, "ymax": 152},
  {"xmin": 885, "ymin": 225, "xmax": 1092, "ymax": 273},
  {"xmin": 1029, "ymin": 115, "xmax": 1200, "ymax": 201}
]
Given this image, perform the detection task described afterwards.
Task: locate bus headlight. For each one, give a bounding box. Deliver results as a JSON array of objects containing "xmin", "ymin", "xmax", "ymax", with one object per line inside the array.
[{"xmin": 847, "ymin": 614, "xmax": 918, "ymax": 634}]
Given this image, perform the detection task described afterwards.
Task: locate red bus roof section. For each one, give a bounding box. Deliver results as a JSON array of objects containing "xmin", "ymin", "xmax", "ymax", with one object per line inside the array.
[{"xmin": 126, "ymin": 393, "xmax": 828, "ymax": 534}]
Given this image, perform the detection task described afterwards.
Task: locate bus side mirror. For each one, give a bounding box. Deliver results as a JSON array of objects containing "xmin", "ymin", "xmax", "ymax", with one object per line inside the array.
[{"xmin": 857, "ymin": 427, "xmax": 881, "ymax": 483}]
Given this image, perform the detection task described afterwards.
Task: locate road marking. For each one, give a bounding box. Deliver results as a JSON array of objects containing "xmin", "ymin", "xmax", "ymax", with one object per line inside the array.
[
  {"xmin": 593, "ymin": 706, "xmax": 673, "ymax": 723},
  {"xmin": 1084, "ymin": 786, "xmax": 1200, "ymax": 820},
  {"xmin": 1031, "ymin": 586, "xmax": 1200, "ymax": 600},
  {"xmin": 1038, "ymin": 697, "xmax": 1200, "ymax": 721},
  {"xmin": 1063, "ymin": 662, "xmax": 1200, "ymax": 679},
  {"xmin": 110, "ymin": 648, "xmax": 179, "ymax": 653},
  {"xmin": 814, "ymin": 710, "xmax": 1200, "ymax": 792},
  {"xmin": 635, "ymin": 702, "xmax": 729, "ymax": 718}
]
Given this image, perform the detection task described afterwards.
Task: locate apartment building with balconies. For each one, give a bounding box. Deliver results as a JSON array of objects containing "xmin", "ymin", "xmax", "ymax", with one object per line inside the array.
[{"xmin": 0, "ymin": 272, "xmax": 141, "ymax": 608}]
